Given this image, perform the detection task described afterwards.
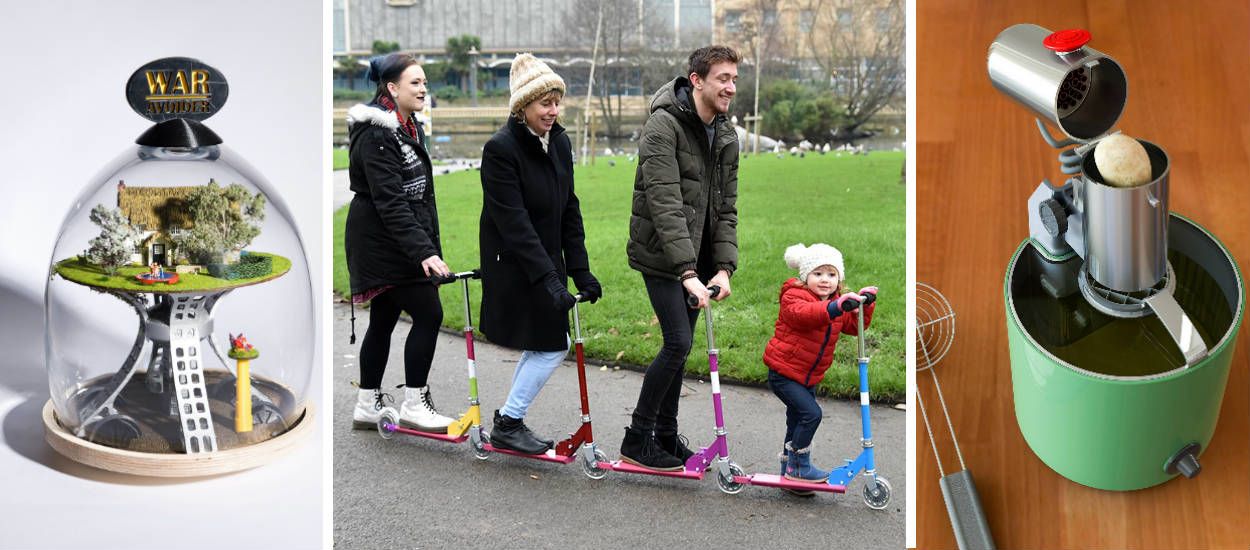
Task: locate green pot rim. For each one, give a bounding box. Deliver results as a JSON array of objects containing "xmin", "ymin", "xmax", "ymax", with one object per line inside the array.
[{"xmin": 1004, "ymin": 213, "xmax": 1245, "ymax": 384}]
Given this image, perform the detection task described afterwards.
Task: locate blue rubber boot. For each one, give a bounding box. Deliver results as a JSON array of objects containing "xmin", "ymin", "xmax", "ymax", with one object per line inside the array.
[
  {"xmin": 784, "ymin": 443, "xmax": 830, "ymax": 483},
  {"xmin": 780, "ymin": 443, "xmax": 815, "ymax": 496}
]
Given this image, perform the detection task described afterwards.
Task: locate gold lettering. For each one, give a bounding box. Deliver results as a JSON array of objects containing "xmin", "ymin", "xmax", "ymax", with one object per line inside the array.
[
  {"xmin": 145, "ymin": 71, "xmax": 169, "ymax": 94},
  {"xmin": 190, "ymin": 70, "xmax": 209, "ymax": 95},
  {"xmin": 171, "ymin": 70, "xmax": 189, "ymax": 94}
]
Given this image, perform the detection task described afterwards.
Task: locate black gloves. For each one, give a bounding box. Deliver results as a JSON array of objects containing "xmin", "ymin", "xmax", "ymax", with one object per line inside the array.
[
  {"xmin": 542, "ymin": 271, "xmax": 577, "ymax": 312},
  {"xmin": 570, "ymin": 269, "xmax": 602, "ymax": 304}
]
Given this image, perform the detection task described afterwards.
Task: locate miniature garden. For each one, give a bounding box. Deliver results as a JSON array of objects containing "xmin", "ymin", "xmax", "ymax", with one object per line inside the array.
[{"xmin": 54, "ymin": 180, "xmax": 290, "ymax": 292}]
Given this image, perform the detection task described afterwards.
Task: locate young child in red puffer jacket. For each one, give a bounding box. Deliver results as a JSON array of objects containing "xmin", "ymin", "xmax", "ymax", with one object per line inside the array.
[{"xmin": 763, "ymin": 243, "xmax": 876, "ymax": 491}]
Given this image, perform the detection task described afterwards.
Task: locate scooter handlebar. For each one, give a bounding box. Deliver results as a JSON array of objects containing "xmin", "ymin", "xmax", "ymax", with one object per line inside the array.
[
  {"xmin": 431, "ymin": 269, "xmax": 481, "ymax": 285},
  {"xmin": 840, "ymin": 292, "xmax": 875, "ymax": 312},
  {"xmin": 685, "ymin": 284, "xmax": 722, "ymax": 308}
]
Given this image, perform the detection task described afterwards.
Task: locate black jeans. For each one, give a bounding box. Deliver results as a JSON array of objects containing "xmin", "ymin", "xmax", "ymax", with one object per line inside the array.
[
  {"xmin": 630, "ymin": 275, "xmax": 702, "ymax": 434},
  {"xmin": 767, "ymin": 370, "xmax": 823, "ymax": 450},
  {"xmin": 358, "ymin": 283, "xmax": 443, "ymax": 390}
]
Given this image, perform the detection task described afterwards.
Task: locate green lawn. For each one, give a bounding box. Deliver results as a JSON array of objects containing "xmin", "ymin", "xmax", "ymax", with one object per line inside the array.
[
  {"xmin": 56, "ymin": 252, "xmax": 291, "ymax": 293},
  {"xmin": 333, "ymin": 149, "xmax": 349, "ymax": 170},
  {"xmin": 334, "ymin": 153, "xmax": 905, "ymax": 401}
]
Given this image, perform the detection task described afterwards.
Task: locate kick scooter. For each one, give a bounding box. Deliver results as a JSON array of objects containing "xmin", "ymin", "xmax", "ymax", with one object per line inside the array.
[
  {"xmin": 473, "ymin": 294, "xmax": 608, "ymax": 478},
  {"xmin": 376, "ymin": 270, "xmax": 486, "ymax": 453},
  {"xmin": 729, "ymin": 292, "xmax": 893, "ymax": 508},
  {"xmin": 594, "ymin": 285, "xmax": 750, "ymax": 493}
]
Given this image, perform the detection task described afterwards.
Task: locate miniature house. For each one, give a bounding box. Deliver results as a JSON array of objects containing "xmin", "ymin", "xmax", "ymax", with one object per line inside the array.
[{"xmin": 116, "ymin": 180, "xmax": 192, "ymax": 266}]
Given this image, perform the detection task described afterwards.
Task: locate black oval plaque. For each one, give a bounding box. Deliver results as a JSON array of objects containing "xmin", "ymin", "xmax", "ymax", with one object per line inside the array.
[{"xmin": 126, "ymin": 57, "xmax": 228, "ymax": 122}]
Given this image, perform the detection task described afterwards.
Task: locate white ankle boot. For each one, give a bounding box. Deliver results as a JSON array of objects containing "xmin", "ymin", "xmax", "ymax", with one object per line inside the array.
[
  {"xmin": 399, "ymin": 386, "xmax": 454, "ymax": 432},
  {"xmin": 352, "ymin": 388, "xmax": 393, "ymax": 429}
]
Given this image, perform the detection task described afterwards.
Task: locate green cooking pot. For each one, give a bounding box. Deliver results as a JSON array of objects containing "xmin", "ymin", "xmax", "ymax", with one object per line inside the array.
[{"xmin": 1004, "ymin": 214, "xmax": 1243, "ymax": 490}]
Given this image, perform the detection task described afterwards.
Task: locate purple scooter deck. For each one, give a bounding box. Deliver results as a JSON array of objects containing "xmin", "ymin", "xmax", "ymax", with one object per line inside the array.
[
  {"xmin": 736, "ymin": 473, "xmax": 847, "ymax": 493},
  {"xmin": 482, "ymin": 444, "xmax": 577, "ymax": 464},
  {"xmin": 384, "ymin": 423, "xmax": 470, "ymax": 443},
  {"xmin": 599, "ymin": 460, "xmax": 706, "ymax": 479}
]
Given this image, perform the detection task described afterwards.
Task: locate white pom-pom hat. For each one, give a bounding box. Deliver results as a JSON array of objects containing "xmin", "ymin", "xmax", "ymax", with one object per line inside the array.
[{"xmin": 784, "ymin": 243, "xmax": 845, "ymax": 282}]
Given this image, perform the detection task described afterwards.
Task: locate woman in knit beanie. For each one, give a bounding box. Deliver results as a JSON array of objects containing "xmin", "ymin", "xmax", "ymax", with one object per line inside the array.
[{"xmin": 476, "ymin": 53, "xmax": 602, "ymax": 454}]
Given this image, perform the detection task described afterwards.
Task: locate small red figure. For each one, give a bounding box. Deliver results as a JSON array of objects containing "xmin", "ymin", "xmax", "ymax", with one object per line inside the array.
[{"xmin": 229, "ymin": 333, "xmax": 254, "ymax": 352}]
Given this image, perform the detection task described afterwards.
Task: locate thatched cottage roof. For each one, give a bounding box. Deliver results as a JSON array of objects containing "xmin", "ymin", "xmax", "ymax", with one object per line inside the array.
[{"xmin": 118, "ymin": 184, "xmax": 196, "ymax": 231}]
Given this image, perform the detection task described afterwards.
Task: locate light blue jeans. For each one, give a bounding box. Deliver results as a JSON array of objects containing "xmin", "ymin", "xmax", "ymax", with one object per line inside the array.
[{"xmin": 500, "ymin": 337, "xmax": 570, "ymax": 419}]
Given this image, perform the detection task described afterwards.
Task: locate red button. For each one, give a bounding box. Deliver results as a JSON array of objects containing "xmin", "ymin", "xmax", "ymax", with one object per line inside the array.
[{"xmin": 1043, "ymin": 29, "xmax": 1091, "ymax": 53}]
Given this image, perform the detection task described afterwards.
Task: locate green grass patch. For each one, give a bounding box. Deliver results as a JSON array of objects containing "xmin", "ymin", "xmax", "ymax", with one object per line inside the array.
[
  {"xmin": 56, "ymin": 252, "xmax": 292, "ymax": 294},
  {"xmin": 334, "ymin": 153, "xmax": 905, "ymax": 400},
  {"xmin": 333, "ymin": 148, "xmax": 349, "ymax": 171}
]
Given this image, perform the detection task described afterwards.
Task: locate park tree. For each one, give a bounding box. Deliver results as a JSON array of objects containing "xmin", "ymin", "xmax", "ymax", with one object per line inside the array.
[
  {"xmin": 445, "ymin": 34, "xmax": 482, "ymax": 94},
  {"xmin": 804, "ymin": 0, "xmax": 904, "ymax": 137},
  {"xmin": 335, "ymin": 56, "xmax": 366, "ymax": 90},
  {"xmin": 176, "ymin": 181, "xmax": 266, "ymax": 264},
  {"xmin": 84, "ymin": 205, "xmax": 141, "ymax": 276},
  {"xmin": 562, "ymin": 0, "xmax": 676, "ymax": 140},
  {"xmin": 371, "ymin": 40, "xmax": 401, "ymax": 54}
]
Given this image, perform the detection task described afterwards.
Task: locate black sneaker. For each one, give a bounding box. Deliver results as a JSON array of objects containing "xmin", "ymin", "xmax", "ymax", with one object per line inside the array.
[
  {"xmin": 519, "ymin": 422, "xmax": 554, "ymax": 451},
  {"xmin": 489, "ymin": 410, "xmax": 549, "ymax": 455},
  {"xmin": 655, "ymin": 431, "xmax": 695, "ymax": 463},
  {"xmin": 619, "ymin": 426, "xmax": 683, "ymax": 471}
]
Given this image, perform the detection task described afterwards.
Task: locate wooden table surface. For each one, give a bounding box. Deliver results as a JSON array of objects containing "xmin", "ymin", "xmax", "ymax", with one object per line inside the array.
[{"xmin": 917, "ymin": 2, "xmax": 1250, "ymax": 548}]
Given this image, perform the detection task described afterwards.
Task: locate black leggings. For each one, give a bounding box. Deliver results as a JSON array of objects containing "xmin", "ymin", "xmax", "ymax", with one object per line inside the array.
[
  {"xmin": 358, "ymin": 283, "xmax": 443, "ymax": 390},
  {"xmin": 630, "ymin": 275, "xmax": 702, "ymax": 434}
]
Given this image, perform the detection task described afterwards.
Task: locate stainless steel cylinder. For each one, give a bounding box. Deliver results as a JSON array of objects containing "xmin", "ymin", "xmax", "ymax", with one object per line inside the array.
[
  {"xmin": 1079, "ymin": 139, "xmax": 1169, "ymax": 291},
  {"xmin": 988, "ymin": 23, "xmax": 1127, "ymax": 140}
]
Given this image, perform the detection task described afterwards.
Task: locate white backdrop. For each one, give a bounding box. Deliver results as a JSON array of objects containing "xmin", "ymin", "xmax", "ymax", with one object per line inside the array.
[{"xmin": 0, "ymin": 1, "xmax": 326, "ymax": 548}]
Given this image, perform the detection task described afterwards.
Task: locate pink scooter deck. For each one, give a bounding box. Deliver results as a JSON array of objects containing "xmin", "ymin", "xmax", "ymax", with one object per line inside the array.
[
  {"xmin": 482, "ymin": 444, "xmax": 577, "ymax": 464},
  {"xmin": 386, "ymin": 423, "xmax": 470, "ymax": 443},
  {"xmin": 599, "ymin": 460, "xmax": 706, "ymax": 479},
  {"xmin": 736, "ymin": 473, "xmax": 847, "ymax": 493}
]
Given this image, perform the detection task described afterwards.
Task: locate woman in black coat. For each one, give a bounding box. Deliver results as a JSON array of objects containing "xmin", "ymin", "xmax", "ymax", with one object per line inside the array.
[
  {"xmin": 344, "ymin": 53, "xmax": 456, "ymax": 433},
  {"xmin": 479, "ymin": 54, "xmax": 601, "ymax": 454}
]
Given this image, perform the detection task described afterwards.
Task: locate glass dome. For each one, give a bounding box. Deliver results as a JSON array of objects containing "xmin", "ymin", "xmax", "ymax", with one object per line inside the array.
[{"xmin": 45, "ymin": 140, "xmax": 314, "ymax": 460}]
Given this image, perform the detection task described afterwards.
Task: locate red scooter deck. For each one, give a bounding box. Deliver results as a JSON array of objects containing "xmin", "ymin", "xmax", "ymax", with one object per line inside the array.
[
  {"xmin": 386, "ymin": 423, "xmax": 470, "ymax": 443},
  {"xmin": 600, "ymin": 460, "xmax": 706, "ymax": 479},
  {"xmin": 736, "ymin": 473, "xmax": 847, "ymax": 493},
  {"xmin": 482, "ymin": 444, "xmax": 577, "ymax": 464}
]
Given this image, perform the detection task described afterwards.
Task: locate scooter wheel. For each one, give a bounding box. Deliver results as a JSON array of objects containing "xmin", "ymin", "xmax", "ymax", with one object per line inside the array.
[
  {"xmin": 717, "ymin": 463, "xmax": 746, "ymax": 495},
  {"xmin": 472, "ymin": 431, "xmax": 490, "ymax": 460},
  {"xmin": 376, "ymin": 407, "xmax": 398, "ymax": 440},
  {"xmin": 863, "ymin": 475, "xmax": 892, "ymax": 510},
  {"xmin": 581, "ymin": 447, "xmax": 609, "ymax": 480}
]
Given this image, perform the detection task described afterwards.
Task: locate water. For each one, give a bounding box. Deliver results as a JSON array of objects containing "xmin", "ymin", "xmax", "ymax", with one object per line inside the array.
[{"xmin": 1011, "ymin": 247, "xmax": 1234, "ymax": 377}]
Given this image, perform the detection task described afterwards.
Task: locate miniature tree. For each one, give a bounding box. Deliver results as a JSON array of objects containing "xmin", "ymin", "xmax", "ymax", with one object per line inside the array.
[
  {"xmin": 84, "ymin": 204, "xmax": 141, "ymax": 276},
  {"xmin": 176, "ymin": 180, "xmax": 266, "ymax": 264}
]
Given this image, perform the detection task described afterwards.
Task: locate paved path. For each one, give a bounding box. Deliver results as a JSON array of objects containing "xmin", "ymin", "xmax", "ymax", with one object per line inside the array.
[{"xmin": 332, "ymin": 303, "xmax": 905, "ymax": 549}]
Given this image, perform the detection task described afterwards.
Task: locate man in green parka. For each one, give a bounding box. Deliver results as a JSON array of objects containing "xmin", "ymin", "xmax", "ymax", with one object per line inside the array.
[{"xmin": 620, "ymin": 45, "xmax": 741, "ymax": 470}]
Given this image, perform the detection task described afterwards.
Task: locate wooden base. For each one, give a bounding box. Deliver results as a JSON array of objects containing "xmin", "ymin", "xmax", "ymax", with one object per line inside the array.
[{"xmin": 43, "ymin": 399, "xmax": 314, "ymax": 477}]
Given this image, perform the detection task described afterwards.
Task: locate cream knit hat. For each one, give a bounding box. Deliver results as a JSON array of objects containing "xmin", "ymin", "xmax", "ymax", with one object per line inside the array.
[
  {"xmin": 509, "ymin": 53, "xmax": 566, "ymax": 115},
  {"xmin": 784, "ymin": 243, "xmax": 845, "ymax": 282}
]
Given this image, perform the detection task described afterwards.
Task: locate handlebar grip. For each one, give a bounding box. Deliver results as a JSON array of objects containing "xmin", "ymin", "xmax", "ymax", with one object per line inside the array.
[
  {"xmin": 432, "ymin": 269, "xmax": 481, "ymax": 285},
  {"xmin": 862, "ymin": 292, "xmax": 876, "ymax": 306},
  {"xmin": 431, "ymin": 273, "xmax": 457, "ymax": 285},
  {"xmin": 841, "ymin": 296, "xmax": 861, "ymax": 312},
  {"xmin": 574, "ymin": 293, "xmax": 589, "ymax": 303},
  {"xmin": 685, "ymin": 285, "xmax": 722, "ymax": 307}
]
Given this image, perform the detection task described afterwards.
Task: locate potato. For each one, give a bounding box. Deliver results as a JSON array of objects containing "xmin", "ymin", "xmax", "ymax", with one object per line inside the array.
[{"xmin": 1093, "ymin": 134, "xmax": 1152, "ymax": 187}]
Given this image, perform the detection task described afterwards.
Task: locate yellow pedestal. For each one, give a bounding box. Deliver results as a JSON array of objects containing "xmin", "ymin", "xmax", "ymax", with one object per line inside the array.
[{"xmin": 235, "ymin": 359, "xmax": 253, "ymax": 433}]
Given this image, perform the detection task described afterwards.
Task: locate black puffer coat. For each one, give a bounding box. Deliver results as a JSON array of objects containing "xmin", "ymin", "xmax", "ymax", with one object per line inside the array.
[
  {"xmin": 344, "ymin": 102, "xmax": 441, "ymax": 294},
  {"xmin": 478, "ymin": 116, "xmax": 590, "ymax": 351}
]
